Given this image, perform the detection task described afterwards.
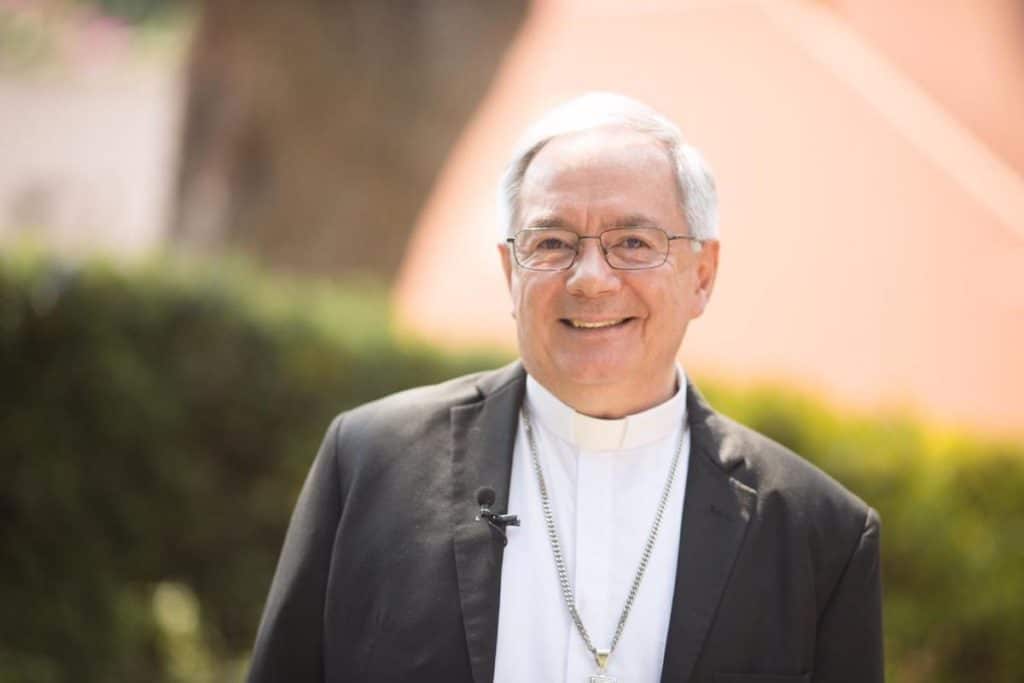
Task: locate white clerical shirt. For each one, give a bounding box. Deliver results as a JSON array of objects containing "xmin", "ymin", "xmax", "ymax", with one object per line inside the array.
[{"xmin": 493, "ymin": 370, "xmax": 691, "ymax": 683}]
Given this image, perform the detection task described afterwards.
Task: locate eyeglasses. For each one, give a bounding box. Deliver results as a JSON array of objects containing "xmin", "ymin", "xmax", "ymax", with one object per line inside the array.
[{"xmin": 506, "ymin": 227, "xmax": 702, "ymax": 271}]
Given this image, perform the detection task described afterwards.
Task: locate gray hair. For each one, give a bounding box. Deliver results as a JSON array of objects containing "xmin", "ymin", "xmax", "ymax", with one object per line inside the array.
[{"xmin": 497, "ymin": 92, "xmax": 719, "ymax": 242}]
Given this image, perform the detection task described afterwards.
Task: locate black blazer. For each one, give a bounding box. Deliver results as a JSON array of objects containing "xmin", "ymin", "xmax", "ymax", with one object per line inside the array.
[{"xmin": 248, "ymin": 362, "xmax": 883, "ymax": 683}]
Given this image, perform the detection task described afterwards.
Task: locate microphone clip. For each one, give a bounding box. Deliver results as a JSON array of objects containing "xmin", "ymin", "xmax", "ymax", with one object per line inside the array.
[{"xmin": 475, "ymin": 487, "xmax": 520, "ymax": 546}]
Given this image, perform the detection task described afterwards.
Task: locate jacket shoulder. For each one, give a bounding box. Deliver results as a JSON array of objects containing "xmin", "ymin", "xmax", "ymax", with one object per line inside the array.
[
  {"xmin": 710, "ymin": 412, "xmax": 875, "ymax": 533},
  {"xmin": 708, "ymin": 413, "xmax": 879, "ymax": 606}
]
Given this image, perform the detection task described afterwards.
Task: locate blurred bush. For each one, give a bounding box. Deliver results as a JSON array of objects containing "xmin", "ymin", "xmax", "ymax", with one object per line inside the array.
[
  {"xmin": 0, "ymin": 252, "xmax": 503, "ymax": 682},
  {"xmin": 84, "ymin": 0, "xmax": 188, "ymax": 24},
  {"xmin": 0, "ymin": 253, "xmax": 1021, "ymax": 682}
]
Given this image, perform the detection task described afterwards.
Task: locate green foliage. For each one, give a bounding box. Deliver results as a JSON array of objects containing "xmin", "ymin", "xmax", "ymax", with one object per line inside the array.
[
  {"xmin": 1, "ymin": 253, "xmax": 1021, "ymax": 682},
  {"xmin": 83, "ymin": 0, "xmax": 188, "ymax": 24},
  {"xmin": 0, "ymin": 252, "xmax": 504, "ymax": 682}
]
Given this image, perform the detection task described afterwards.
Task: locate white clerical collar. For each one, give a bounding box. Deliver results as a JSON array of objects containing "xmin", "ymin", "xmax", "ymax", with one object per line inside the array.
[{"xmin": 524, "ymin": 367, "xmax": 688, "ymax": 452}]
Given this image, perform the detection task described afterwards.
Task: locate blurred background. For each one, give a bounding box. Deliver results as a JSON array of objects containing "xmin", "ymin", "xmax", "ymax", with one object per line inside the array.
[{"xmin": 1, "ymin": 0, "xmax": 1022, "ymax": 681}]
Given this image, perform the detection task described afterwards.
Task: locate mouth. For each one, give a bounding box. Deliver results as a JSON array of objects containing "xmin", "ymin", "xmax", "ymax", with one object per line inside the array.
[{"xmin": 560, "ymin": 317, "xmax": 635, "ymax": 330}]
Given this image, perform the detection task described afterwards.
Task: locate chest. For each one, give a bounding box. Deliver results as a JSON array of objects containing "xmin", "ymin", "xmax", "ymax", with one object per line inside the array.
[{"xmin": 493, "ymin": 424, "xmax": 690, "ymax": 683}]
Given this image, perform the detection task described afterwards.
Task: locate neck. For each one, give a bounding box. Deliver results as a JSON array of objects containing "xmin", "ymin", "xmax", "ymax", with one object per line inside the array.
[{"xmin": 539, "ymin": 369, "xmax": 679, "ymax": 419}]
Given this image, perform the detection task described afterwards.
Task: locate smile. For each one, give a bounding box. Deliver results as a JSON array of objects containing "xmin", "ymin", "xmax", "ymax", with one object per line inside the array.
[{"xmin": 562, "ymin": 317, "xmax": 634, "ymax": 329}]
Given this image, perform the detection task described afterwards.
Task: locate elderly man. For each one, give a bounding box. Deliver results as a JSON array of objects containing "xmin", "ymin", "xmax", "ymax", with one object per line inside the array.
[{"xmin": 248, "ymin": 93, "xmax": 883, "ymax": 683}]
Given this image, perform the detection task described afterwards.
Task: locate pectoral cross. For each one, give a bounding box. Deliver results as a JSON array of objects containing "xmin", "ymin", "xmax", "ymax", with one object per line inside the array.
[{"xmin": 588, "ymin": 649, "xmax": 616, "ymax": 682}]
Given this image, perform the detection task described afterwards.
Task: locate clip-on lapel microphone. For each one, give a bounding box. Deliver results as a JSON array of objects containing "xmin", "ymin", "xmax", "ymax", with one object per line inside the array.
[{"xmin": 475, "ymin": 487, "xmax": 520, "ymax": 546}]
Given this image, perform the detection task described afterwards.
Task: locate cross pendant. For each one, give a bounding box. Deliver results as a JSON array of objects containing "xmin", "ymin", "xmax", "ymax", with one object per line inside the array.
[{"xmin": 588, "ymin": 648, "xmax": 616, "ymax": 682}]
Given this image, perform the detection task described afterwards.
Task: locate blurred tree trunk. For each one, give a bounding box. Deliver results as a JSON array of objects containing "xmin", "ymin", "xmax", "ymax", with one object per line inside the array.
[{"xmin": 170, "ymin": 0, "xmax": 527, "ymax": 280}]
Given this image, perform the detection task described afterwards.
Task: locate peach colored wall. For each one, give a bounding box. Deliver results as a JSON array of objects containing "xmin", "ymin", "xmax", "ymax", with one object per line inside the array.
[
  {"xmin": 395, "ymin": 0, "xmax": 1024, "ymax": 435},
  {"xmin": 829, "ymin": 0, "xmax": 1024, "ymax": 176}
]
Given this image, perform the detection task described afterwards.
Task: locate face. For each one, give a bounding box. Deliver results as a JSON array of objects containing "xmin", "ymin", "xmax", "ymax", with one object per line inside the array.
[{"xmin": 500, "ymin": 126, "xmax": 719, "ymax": 416}]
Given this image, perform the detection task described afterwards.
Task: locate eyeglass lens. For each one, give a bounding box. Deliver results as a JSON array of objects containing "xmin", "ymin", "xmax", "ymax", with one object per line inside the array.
[{"xmin": 513, "ymin": 227, "xmax": 670, "ymax": 270}]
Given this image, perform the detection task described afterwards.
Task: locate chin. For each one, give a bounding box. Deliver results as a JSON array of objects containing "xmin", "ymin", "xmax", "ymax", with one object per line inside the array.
[{"xmin": 554, "ymin": 356, "xmax": 634, "ymax": 387}]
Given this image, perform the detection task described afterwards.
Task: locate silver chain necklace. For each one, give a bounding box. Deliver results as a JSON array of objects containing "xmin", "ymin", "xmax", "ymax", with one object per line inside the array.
[{"xmin": 521, "ymin": 408, "xmax": 685, "ymax": 683}]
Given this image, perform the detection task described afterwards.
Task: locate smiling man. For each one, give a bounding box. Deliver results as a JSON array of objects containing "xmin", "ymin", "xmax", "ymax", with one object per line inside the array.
[
  {"xmin": 248, "ymin": 93, "xmax": 884, "ymax": 683},
  {"xmin": 501, "ymin": 124, "xmax": 715, "ymax": 419}
]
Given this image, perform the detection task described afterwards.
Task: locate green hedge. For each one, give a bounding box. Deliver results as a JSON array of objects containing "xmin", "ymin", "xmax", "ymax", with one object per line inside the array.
[
  {"xmin": 1, "ymin": 253, "xmax": 1021, "ymax": 683},
  {"xmin": 0, "ymin": 253, "xmax": 504, "ymax": 683}
]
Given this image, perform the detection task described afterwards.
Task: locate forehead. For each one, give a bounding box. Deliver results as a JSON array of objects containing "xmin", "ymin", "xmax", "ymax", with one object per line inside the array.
[{"xmin": 518, "ymin": 126, "xmax": 684, "ymax": 229}]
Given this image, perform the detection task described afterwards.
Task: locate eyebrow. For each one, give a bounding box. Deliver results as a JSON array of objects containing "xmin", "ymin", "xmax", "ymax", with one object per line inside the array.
[
  {"xmin": 523, "ymin": 213, "xmax": 661, "ymax": 230},
  {"xmin": 608, "ymin": 213, "xmax": 660, "ymax": 228},
  {"xmin": 524, "ymin": 215, "xmax": 574, "ymax": 229}
]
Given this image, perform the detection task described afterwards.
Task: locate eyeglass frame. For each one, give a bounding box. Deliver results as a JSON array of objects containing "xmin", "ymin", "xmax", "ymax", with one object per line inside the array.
[{"xmin": 505, "ymin": 226, "xmax": 704, "ymax": 272}]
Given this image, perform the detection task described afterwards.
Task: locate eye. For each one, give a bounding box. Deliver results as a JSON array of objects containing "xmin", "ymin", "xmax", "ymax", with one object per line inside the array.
[
  {"xmin": 620, "ymin": 236, "xmax": 651, "ymax": 249},
  {"xmin": 609, "ymin": 233, "xmax": 654, "ymax": 250},
  {"xmin": 535, "ymin": 237, "xmax": 573, "ymax": 250}
]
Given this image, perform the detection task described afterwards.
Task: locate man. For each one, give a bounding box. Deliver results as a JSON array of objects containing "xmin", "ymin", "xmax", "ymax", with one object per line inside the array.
[{"xmin": 248, "ymin": 93, "xmax": 883, "ymax": 683}]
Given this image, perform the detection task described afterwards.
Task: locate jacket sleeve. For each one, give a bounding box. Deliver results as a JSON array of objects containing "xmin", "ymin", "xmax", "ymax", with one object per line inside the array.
[
  {"xmin": 247, "ymin": 415, "xmax": 345, "ymax": 683},
  {"xmin": 813, "ymin": 506, "xmax": 885, "ymax": 683}
]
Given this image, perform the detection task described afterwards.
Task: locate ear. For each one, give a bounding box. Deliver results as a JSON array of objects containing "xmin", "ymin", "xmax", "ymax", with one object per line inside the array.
[
  {"xmin": 692, "ymin": 239, "xmax": 719, "ymax": 315},
  {"xmin": 498, "ymin": 242, "xmax": 514, "ymax": 291}
]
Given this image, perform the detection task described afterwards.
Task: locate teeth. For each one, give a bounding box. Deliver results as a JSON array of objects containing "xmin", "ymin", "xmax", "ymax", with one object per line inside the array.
[{"xmin": 569, "ymin": 319, "xmax": 625, "ymax": 329}]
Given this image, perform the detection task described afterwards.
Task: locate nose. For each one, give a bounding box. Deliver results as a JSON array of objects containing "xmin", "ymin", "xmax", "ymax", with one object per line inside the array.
[{"xmin": 565, "ymin": 237, "xmax": 621, "ymax": 297}]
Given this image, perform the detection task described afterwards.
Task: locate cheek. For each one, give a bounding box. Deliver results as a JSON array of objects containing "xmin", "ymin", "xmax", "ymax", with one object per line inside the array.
[
  {"xmin": 646, "ymin": 279, "xmax": 692, "ymax": 332},
  {"xmin": 513, "ymin": 275, "xmax": 557, "ymax": 320}
]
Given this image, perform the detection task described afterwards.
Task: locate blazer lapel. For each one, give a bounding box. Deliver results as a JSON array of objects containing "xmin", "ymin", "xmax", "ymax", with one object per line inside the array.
[
  {"xmin": 451, "ymin": 362, "xmax": 526, "ymax": 683},
  {"xmin": 660, "ymin": 382, "xmax": 757, "ymax": 683}
]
